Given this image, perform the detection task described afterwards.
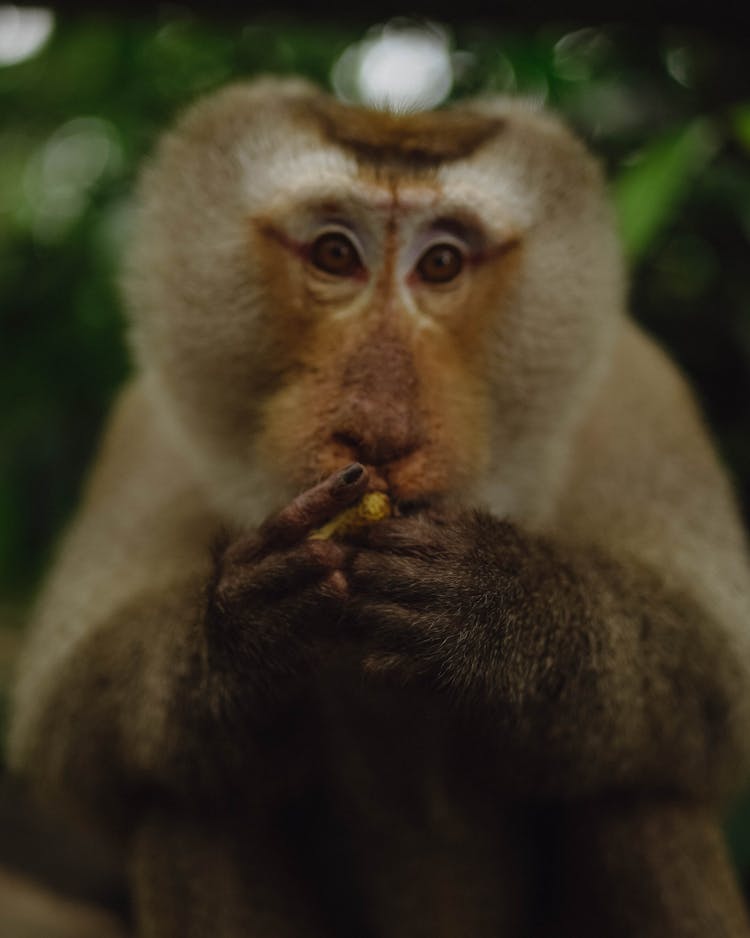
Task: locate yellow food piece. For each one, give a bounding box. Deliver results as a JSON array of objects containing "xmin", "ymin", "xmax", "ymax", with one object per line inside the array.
[{"xmin": 310, "ymin": 492, "xmax": 391, "ymax": 540}]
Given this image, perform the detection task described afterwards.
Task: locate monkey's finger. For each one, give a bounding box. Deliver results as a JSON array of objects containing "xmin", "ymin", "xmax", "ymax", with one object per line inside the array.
[
  {"xmin": 347, "ymin": 598, "xmax": 439, "ymax": 644},
  {"xmin": 217, "ymin": 540, "xmax": 349, "ymax": 606},
  {"xmin": 360, "ymin": 650, "xmax": 427, "ymax": 685},
  {"xmin": 348, "ymin": 551, "xmax": 446, "ymax": 604},
  {"xmin": 345, "ymin": 516, "xmax": 453, "ymax": 559},
  {"xmin": 351, "ymin": 602, "xmax": 447, "ymax": 682},
  {"xmin": 319, "ymin": 569, "xmax": 349, "ymax": 600},
  {"xmin": 255, "ymin": 540, "xmax": 352, "ymax": 596},
  {"xmin": 220, "ymin": 532, "xmax": 265, "ymax": 567},
  {"xmin": 260, "ymin": 463, "xmax": 369, "ymax": 548},
  {"xmin": 276, "ymin": 579, "xmax": 352, "ymax": 639}
]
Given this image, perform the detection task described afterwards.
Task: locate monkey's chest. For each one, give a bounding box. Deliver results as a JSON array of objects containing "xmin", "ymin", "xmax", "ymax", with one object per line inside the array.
[{"xmin": 292, "ymin": 678, "xmax": 535, "ymax": 938}]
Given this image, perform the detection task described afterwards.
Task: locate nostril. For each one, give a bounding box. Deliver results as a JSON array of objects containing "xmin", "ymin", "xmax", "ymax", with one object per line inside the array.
[
  {"xmin": 331, "ymin": 429, "xmax": 383, "ymax": 465},
  {"xmin": 332, "ymin": 431, "xmax": 363, "ymax": 453}
]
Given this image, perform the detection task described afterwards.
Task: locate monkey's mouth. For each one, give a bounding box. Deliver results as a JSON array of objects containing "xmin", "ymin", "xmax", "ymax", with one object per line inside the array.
[
  {"xmin": 356, "ymin": 463, "xmax": 440, "ymax": 514},
  {"xmin": 360, "ymin": 467, "xmax": 438, "ymax": 516}
]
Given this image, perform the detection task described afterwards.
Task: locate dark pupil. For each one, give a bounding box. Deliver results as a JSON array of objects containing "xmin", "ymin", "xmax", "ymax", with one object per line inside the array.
[
  {"xmin": 313, "ymin": 234, "xmax": 357, "ymax": 274},
  {"xmin": 419, "ymin": 245, "xmax": 462, "ymax": 282}
]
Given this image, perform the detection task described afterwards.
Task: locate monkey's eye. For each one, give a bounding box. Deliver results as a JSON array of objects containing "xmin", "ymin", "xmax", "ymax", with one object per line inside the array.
[
  {"xmin": 416, "ymin": 243, "xmax": 464, "ymax": 284},
  {"xmin": 310, "ymin": 232, "xmax": 362, "ymax": 277}
]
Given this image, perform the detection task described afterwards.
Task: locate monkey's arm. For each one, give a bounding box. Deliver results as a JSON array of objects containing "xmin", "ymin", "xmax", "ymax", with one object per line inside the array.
[
  {"xmin": 347, "ymin": 510, "xmax": 748, "ymax": 798},
  {"xmin": 548, "ymin": 324, "xmax": 750, "ymax": 937},
  {"xmin": 553, "ymin": 322, "xmax": 750, "ymax": 797},
  {"xmin": 345, "ymin": 510, "xmax": 750, "ymax": 935},
  {"xmin": 8, "ymin": 382, "xmax": 225, "ymax": 819},
  {"xmin": 7, "ymin": 381, "xmax": 361, "ymax": 823}
]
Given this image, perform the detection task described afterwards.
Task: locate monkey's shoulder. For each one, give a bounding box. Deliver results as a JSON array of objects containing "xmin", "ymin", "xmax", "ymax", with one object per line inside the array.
[{"xmin": 555, "ymin": 318, "xmax": 749, "ymax": 601}]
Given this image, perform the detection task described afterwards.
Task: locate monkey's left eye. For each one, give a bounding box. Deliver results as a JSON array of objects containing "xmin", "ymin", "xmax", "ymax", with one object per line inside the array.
[
  {"xmin": 310, "ymin": 232, "xmax": 363, "ymax": 277},
  {"xmin": 416, "ymin": 243, "xmax": 464, "ymax": 284}
]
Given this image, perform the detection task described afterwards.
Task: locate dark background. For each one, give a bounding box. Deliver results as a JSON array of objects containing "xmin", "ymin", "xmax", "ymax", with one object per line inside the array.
[{"xmin": 1, "ymin": 2, "xmax": 749, "ymax": 898}]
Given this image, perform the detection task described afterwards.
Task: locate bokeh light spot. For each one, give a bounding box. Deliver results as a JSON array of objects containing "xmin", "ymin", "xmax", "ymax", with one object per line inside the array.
[
  {"xmin": 23, "ymin": 117, "xmax": 122, "ymax": 241},
  {"xmin": 0, "ymin": 5, "xmax": 53, "ymax": 67},
  {"xmin": 332, "ymin": 22, "xmax": 453, "ymax": 113}
]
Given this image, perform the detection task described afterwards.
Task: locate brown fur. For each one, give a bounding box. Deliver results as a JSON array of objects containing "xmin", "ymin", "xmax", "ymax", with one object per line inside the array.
[
  {"xmin": 306, "ymin": 96, "xmax": 505, "ymax": 165},
  {"xmin": 9, "ymin": 78, "xmax": 750, "ymax": 937}
]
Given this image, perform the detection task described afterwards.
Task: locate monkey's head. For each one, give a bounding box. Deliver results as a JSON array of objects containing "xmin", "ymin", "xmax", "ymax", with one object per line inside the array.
[{"xmin": 124, "ymin": 78, "xmax": 625, "ymax": 525}]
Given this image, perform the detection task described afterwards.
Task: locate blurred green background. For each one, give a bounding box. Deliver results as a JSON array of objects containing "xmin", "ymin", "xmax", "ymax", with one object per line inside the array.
[{"xmin": 1, "ymin": 7, "xmax": 749, "ymax": 891}]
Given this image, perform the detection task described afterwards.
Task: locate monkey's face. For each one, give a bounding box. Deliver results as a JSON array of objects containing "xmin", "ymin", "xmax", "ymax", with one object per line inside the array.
[
  {"xmin": 247, "ymin": 179, "xmax": 523, "ymax": 508},
  {"xmin": 125, "ymin": 80, "xmax": 625, "ymax": 525}
]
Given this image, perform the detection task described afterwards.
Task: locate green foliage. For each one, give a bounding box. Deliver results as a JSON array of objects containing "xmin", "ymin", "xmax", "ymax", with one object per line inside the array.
[
  {"xmin": 614, "ymin": 120, "xmax": 719, "ymax": 260},
  {"xmin": 1, "ymin": 11, "xmax": 749, "ymax": 879},
  {"xmin": 733, "ymin": 105, "xmax": 750, "ymax": 153}
]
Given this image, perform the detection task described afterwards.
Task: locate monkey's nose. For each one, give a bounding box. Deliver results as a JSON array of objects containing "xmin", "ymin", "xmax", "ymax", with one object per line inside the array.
[
  {"xmin": 330, "ymin": 383, "xmax": 423, "ymax": 465},
  {"xmin": 331, "ymin": 428, "xmax": 418, "ymax": 467}
]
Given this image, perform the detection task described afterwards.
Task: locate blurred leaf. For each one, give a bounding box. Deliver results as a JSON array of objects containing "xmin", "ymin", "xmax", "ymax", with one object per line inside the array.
[
  {"xmin": 731, "ymin": 104, "xmax": 750, "ymax": 153},
  {"xmin": 614, "ymin": 119, "xmax": 719, "ymax": 261}
]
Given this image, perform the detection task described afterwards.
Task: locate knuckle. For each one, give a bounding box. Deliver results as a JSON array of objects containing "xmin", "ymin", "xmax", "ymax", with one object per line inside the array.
[
  {"xmin": 317, "ymin": 570, "xmax": 349, "ymax": 599},
  {"xmin": 305, "ymin": 539, "xmax": 348, "ymax": 567},
  {"xmin": 222, "ymin": 534, "xmax": 263, "ymax": 564},
  {"xmin": 351, "ymin": 552, "xmax": 380, "ymax": 577}
]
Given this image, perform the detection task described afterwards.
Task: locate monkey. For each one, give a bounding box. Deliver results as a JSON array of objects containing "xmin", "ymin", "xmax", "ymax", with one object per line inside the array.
[{"xmin": 8, "ymin": 76, "xmax": 750, "ymax": 937}]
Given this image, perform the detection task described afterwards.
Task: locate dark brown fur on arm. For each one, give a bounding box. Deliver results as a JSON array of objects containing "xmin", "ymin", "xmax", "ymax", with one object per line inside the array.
[
  {"xmin": 17, "ymin": 464, "xmax": 370, "ymax": 828},
  {"xmin": 346, "ymin": 510, "xmax": 750, "ymax": 937},
  {"xmin": 346, "ymin": 510, "xmax": 750, "ymax": 800},
  {"xmin": 553, "ymin": 797, "xmax": 750, "ymax": 938},
  {"xmin": 19, "ymin": 572, "xmax": 319, "ymax": 827}
]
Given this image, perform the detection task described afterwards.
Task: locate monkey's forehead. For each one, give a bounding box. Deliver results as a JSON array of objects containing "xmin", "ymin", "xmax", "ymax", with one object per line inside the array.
[
  {"xmin": 237, "ymin": 144, "xmax": 532, "ymax": 242},
  {"xmin": 232, "ymin": 111, "xmax": 538, "ymax": 234},
  {"xmin": 229, "ymin": 81, "xmax": 595, "ymax": 224},
  {"xmin": 151, "ymin": 78, "xmax": 601, "ymax": 233}
]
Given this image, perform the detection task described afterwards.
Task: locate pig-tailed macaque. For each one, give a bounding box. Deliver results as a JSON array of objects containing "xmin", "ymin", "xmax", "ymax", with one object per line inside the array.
[{"xmin": 10, "ymin": 78, "xmax": 750, "ymax": 936}]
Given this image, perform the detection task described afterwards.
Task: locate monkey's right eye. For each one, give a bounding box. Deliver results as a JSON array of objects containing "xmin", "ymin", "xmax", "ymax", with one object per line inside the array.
[{"xmin": 310, "ymin": 232, "xmax": 363, "ymax": 277}]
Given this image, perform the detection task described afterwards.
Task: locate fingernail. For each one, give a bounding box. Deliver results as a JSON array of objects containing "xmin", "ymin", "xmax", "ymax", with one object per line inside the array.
[{"xmin": 339, "ymin": 463, "xmax": 364, "ymax": 485}]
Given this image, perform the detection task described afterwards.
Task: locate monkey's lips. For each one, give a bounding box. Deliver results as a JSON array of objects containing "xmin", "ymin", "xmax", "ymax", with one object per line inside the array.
[{"xmin": 358, "ymin": 465, "xmax": 441, "ymax": 516}]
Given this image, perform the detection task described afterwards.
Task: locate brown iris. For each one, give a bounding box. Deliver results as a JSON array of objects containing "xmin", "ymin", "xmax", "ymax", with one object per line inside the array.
[
  {"xmin": 310, "ymin": 232, "xmax": 362, "ymax": 277},
  {"xmin": 416, "ymin": 243, "xmax": 464, "ymax": 284}
]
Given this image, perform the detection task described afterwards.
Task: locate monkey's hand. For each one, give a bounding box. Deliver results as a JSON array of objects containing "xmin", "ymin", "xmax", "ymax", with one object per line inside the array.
[
  {"xmin": 346, "ymin": 509, "xmax": 750, "ymax": 798},
  {"xmin": 206, "ymin": 464, "xmax": 370, "ymax": 707},
  {"xmin": 346, "ymin": 510, "xmax": 548, "ymax": 693}
]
